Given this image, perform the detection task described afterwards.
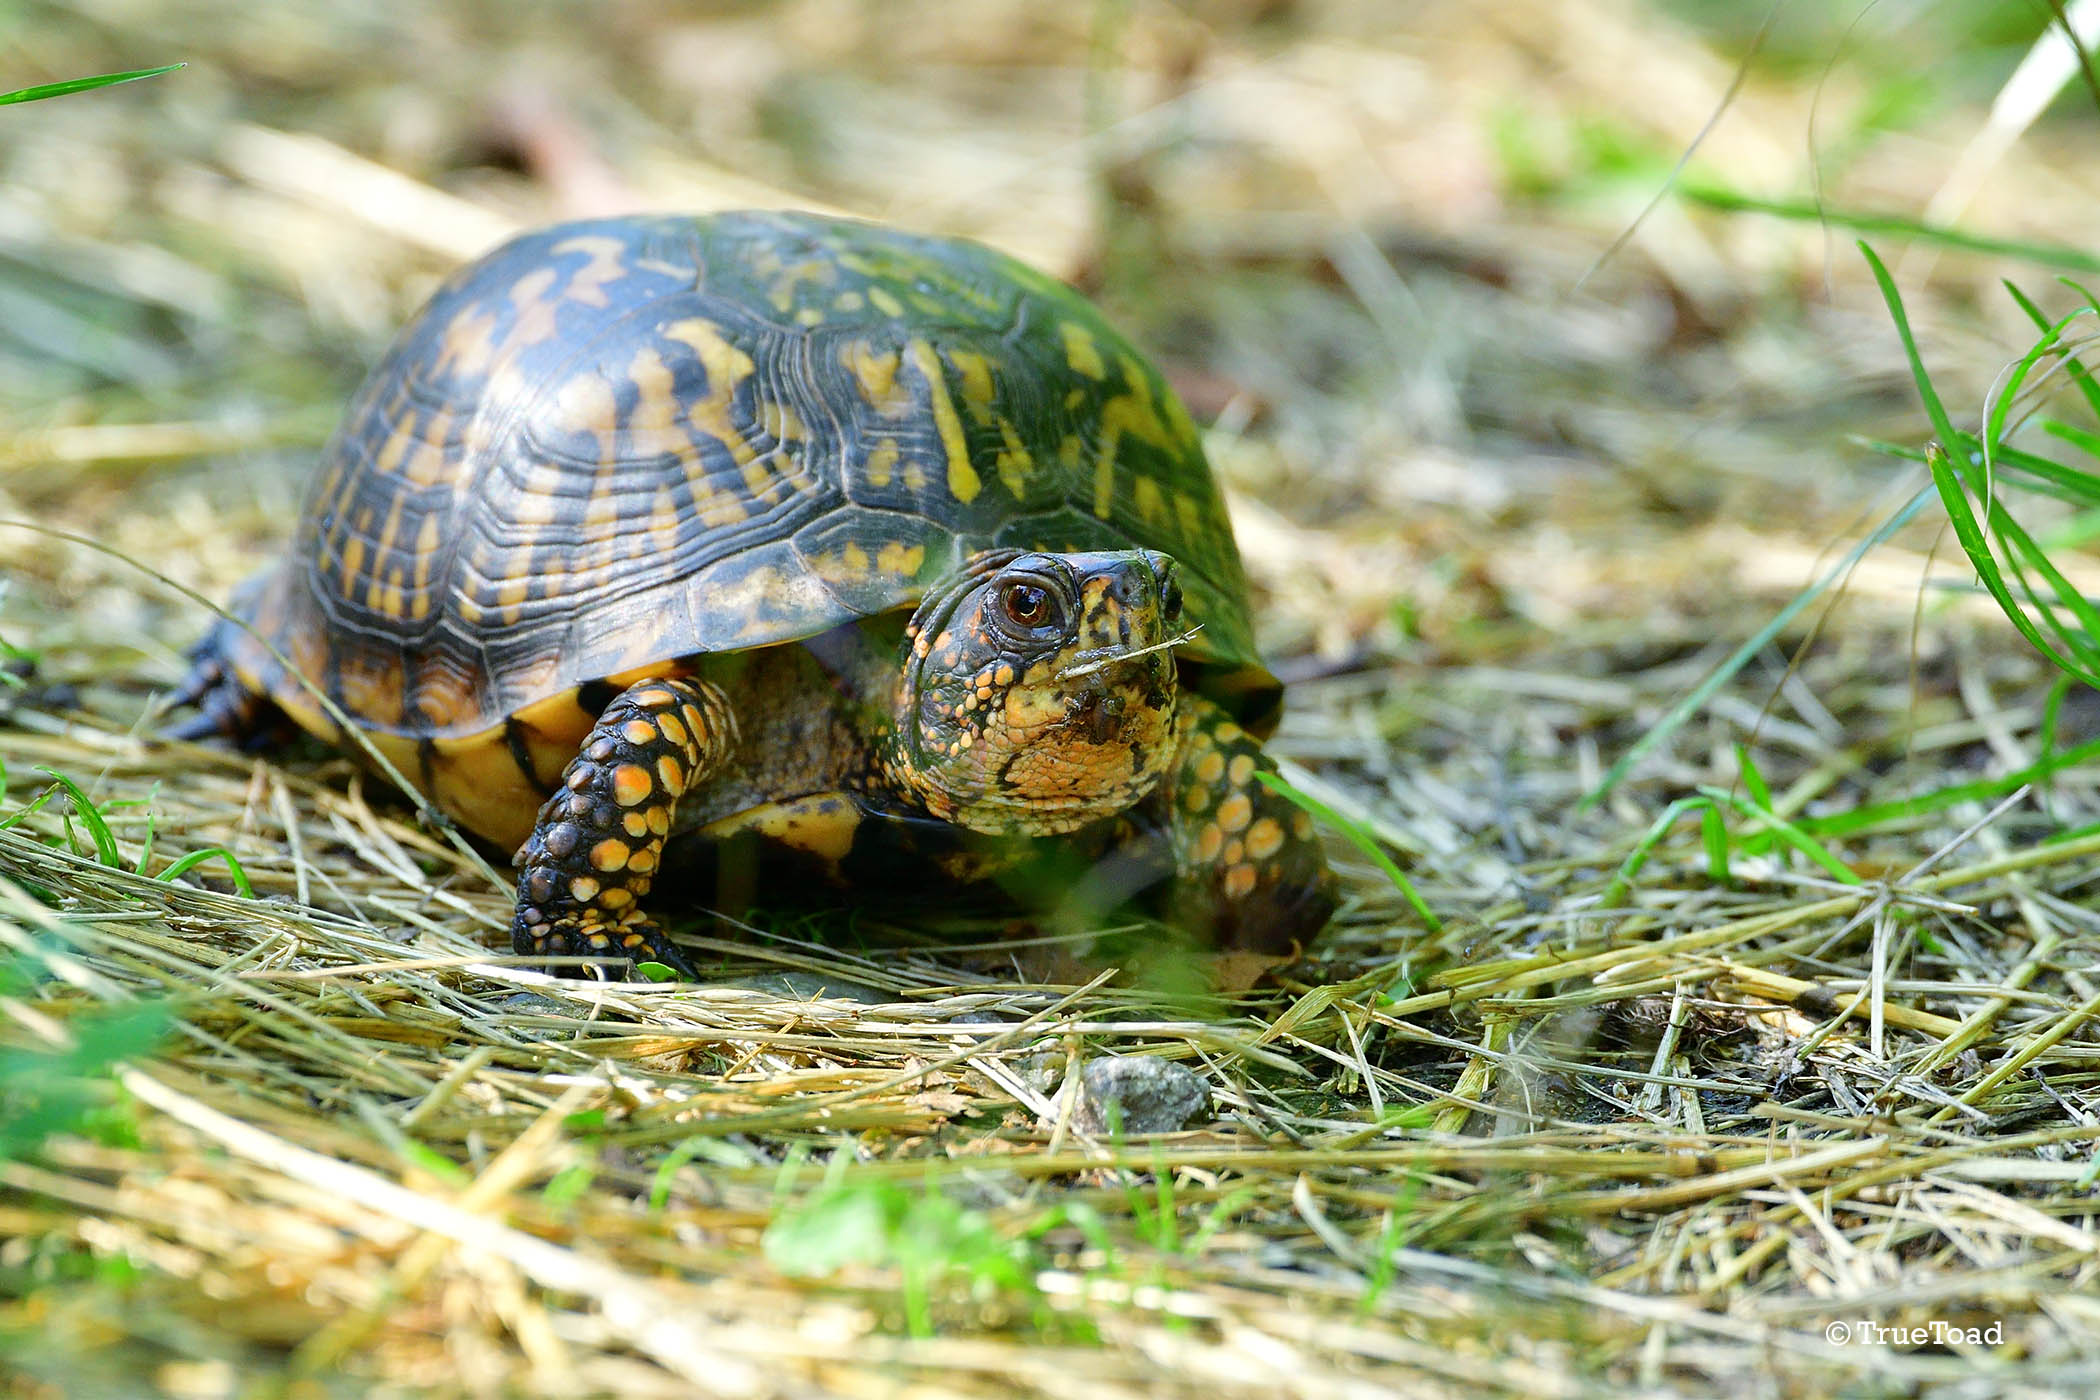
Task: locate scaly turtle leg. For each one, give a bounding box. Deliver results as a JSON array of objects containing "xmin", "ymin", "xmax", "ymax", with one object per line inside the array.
[
  {"xmin": 1156, "ymin": 696, "xmax": 1335, "ymax": 953},
  {"xmin": 511, "ymin": 677, "xmax": 737, "ymax": 978}
]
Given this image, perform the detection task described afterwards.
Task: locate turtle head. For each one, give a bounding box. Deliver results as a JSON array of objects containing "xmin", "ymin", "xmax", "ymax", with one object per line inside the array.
[{"xmin": 885, "ymin": 547, "xmax": 1187, "ymax": 835}]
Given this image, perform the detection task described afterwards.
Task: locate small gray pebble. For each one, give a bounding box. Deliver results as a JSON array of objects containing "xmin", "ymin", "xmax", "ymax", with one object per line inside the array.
[
  {"xmin": 721, "ymin": 970, "xmax": 889, "ymax": 1004},
  {"xmin": 1069, "ymin": 1055, "xmax": 1209, "ymax": 1135}
]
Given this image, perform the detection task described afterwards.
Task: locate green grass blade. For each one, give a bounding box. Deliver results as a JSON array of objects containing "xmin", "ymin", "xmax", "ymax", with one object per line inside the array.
[
  {"xmin": 0, "ymin": 64, "xmax": 184, "ymax": 107},
  {"xmin": 35, "ymin": 768, "xmax": 120, "ymax": 867},
  {"xmin": 1582, "ymin": 483, "xmax": 1934, "ymax": 807},
  {"xmin": 1253, "ymin": 771, "xmax": 1441, "ymax": 930},
  {"xmin": 1861, "ymin": 243, "xmax": 1962, "ymax": 448},
  {"xmin": 1686, "ymin": 187, "xmax": 2100, "ymax": 275},
  {"xmin": 154, "ymin": 847, "xmax": 254, "ymax": 898}
]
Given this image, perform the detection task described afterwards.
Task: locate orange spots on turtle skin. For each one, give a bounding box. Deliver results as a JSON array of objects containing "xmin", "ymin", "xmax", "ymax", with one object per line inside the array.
[
  {"xmin": 1216, "ymin": 793, "xmax": 1253, "ymax": 834},
  {"xmin": 611, "ymin": 764, "xmax": 654, "ymax": 806},
  {"xmin": 599, "ymin": 886, "xmax": 635, "ymax": 910},
  {"xmin": 1060, "ymin": 322, "xmax": 1106, "ymax": 379},
  {"xmin": 1183, "ymin": 784, "xmax": 1211, "ymax": 815},
  {"xmin": 623, "ymin": 811, "xmax": 650, "ymax": 838},
  {"xmin": 1227, "ymin": 754, "xmax": 1257, "ymax": 788},
  {"xmin": 590, "ymin": 838, "xmax": 630, "ymax": 872},
  {"xmin": 656, "ymin": 711, "xmax": 689, "ymax": 748},
  {"xmin": 620, "ymin": 718, "xmax": 658, "ymax": 746},
  {"xmin": 657, "ymin": 755, "xmax": 686, "ymax": 794},
  {"xmin": 627, "ymin": 847, "xmax": 659, "ymax": 875},
  {"xmin": 906, "ymin": 339, "xmax": 981, "ymax": 504},
  {"xmin": 646, "ymin": 806, "xmax": 671, "ymax": 837},
  {"xmin": 1194, "ymin": 823, "xmax": 1224, "ymax": 863},
  {"xmin": 1213, "ymin": 721, "xmax": 1245, "ymax": 746},
  {"xmin": 1246, "ymin": 816, "xmax": 1285, "ymax": 861},
  {"xmin": 570, "ymin": 875, "xmax": 602, "ymax": 903},
  {"xmin": 1194, "ymin": 751, "xmax": 1227, "ymax": 786},
  {"xmin": 1291, "ymin": 811, "xmax": 1316, "ymax": 842},
  {"xmin": 1223, "ymin": 863, "xmax": 1259, "ymax": 899},
  {"xmin": 993, "ymin": 663, "xmax": 1015, "ymax": 687},
  {"xmin": 1223, "ymin": 839, "xmax": 1244, "ymax": 867},
  {"xmin": 551, "ymin": 235, "xmax": 631, "ymax": 308}
]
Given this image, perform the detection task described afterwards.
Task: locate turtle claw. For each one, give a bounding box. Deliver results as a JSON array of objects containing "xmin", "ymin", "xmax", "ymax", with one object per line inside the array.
[{"xmin": 511, "ymin": 910, "xmax": 699, "ymax": 981}]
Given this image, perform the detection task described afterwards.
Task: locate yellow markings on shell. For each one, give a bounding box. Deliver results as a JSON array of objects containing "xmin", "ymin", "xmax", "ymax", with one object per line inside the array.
[
  {"xmin": 865, "ymin": 438, "xmax": 899, "ymax": 487},
  {"xmin": 1174, "ymin": 491, "xmax": 1205, "ymax": 543},
  {"xmin": 435, "ymin": 304, "xmax": 500, "ymax": 377},
  {"xmin": 994, "ymin": 420, "xmax": 1033, "ymax": 498},
  {"xmin": 834, "ymin": 290, "xmax": 865, "ymax": 312},
  {"xmin": 410, "ymin": 515, "xmax": 442, "ymax": 591},
  {"xmin": 664, "ymin": 317, "xmax": 757, "ymax": 524},
  {"xmin": 1133, "ymin": 474, "xmax": 1167, "ymax": 525},
  {"xmin": 1060, "ymin": 322, "xmax": 1106, "ymax": 379},
  {"xmin": 507, "ymin": 267, "xmax": 562, "ymax": 348},
  {"xmin": 626, "ymin": 346, "xmax": 682, "ymax": 449},
  {"xmin": 906, "ymin": 339, "xmax": 980, "ymax": 504},
  {"xmin": 495, "ymin": 572, "xmax": 531, "ymax": 624},
  {"xmin": 590, "ymin": 838, "xmax": 630, "ymax": 872},
  {"xmin": 339, "ymin": 536, "xmax": 368, "ymax": 589},
  {"xmin": 842, "ymin": 341, "xmax": 909, "ymax": 416},
  {"xmin": 1092, "ymin": 452, "xmax": 1115, "ymax": 520},
  {"xmin": 551, "ymin": 235, "xmax": 630, "ymax": 307},
  {"xmin": 946, "ymin": 348, "xmax": 996, "ymax": 420},
  {"xmin": 876, "ymin": 541, "xmax": 925, "ymax": 579},
  {"xmin": 867, "ymin": 285, "xmax": 904, "ymax": 317}
]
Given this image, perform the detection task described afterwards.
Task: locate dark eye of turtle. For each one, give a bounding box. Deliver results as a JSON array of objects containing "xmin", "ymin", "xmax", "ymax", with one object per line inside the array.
[
  {"xmin": 1002, "ymin": 583, "xmax": 1053, "ymax": 631},
  {"xmin": 1160, "ymin": 572, "xmax": 1183, "ymax": 623}
]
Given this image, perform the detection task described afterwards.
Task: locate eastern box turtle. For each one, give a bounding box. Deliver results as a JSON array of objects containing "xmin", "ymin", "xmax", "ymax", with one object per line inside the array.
[{"xmin": 176, "ymin": 211, "xmax": 1335, "ymax": 975}]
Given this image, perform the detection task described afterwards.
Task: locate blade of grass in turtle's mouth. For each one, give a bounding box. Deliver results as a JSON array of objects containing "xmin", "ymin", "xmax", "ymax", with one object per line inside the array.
[{"xmin": 1057, "ymin": 624, "xmax": 1203, "ymax": 681}]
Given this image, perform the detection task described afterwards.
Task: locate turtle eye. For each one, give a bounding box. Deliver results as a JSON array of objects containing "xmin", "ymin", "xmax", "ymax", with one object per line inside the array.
[
  {"xmin": 999, "ymin": 581, "xmax": 1058, "ymax": 632},
  {"xmin": 1159, "ymin": 570, "xmax": 1183, "ymax": 624}
]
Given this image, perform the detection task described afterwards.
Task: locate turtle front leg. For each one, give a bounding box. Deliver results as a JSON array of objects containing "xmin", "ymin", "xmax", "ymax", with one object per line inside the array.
[
  {"xmin": 511, "ymin": 677, "xmax": 737, "ymax": 979},
  {"xmin": 1155, "ymin": 696, "xmax": 1335, "ymax": 953}
]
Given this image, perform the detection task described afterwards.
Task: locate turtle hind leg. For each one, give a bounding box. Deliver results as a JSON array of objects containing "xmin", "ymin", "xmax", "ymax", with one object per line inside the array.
[
  {"xmin": 163, "ymin": 617, "xmax": 292, "ymax": 751},
  {"xmin": 511, "ymin": 676, "xmax": 737, "ymax": 979}
]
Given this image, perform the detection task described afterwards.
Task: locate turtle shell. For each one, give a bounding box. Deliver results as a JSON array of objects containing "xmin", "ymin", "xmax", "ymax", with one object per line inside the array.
[{"xmin": 233, "ymin": 211, "xmax": 1277, "ymax": 742}]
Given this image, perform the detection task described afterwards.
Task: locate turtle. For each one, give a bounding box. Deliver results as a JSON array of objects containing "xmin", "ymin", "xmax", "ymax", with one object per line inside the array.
[{"xmin": 173, "ymin": 210, "xmax": 1335, "ymax": 976}]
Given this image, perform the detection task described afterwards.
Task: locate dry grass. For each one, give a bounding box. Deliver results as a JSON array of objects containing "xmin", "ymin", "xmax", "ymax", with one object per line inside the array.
[{"xmin": 6, "ymin": 3, "xmax": 2100, "ymax": 1396}]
